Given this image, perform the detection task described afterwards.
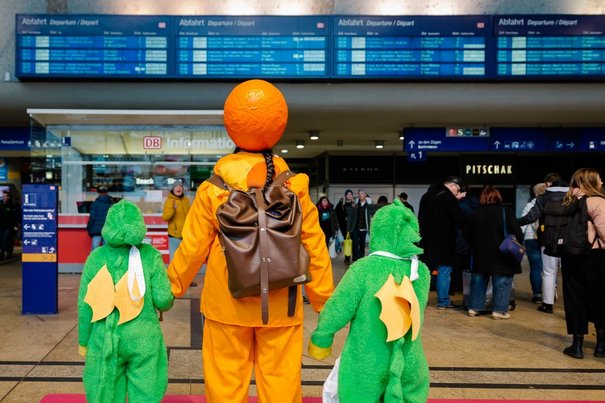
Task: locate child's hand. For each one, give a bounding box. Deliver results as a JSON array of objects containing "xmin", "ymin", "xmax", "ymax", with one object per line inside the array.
[
  {"xmin": 308, "ymin": 340, "xmax": 331, "ymax": 360},
  {"xmin": 79, "ymin": 345, "xmax": 87, "ymax": 357}
]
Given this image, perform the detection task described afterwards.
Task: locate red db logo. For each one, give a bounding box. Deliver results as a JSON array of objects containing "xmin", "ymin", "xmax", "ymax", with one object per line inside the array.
[{"xmin": 143, "ymin": 136, "xmax": 162, "ymax": 149}]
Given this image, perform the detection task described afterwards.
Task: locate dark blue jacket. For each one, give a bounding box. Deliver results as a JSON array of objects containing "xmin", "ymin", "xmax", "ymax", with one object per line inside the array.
[
  {"xmin": 86, "ymin": 195, "xmax": 113, "ymax": 237},
  {"xmin": 418, "ymin": 183, "xmax": 465, "ymax": 268}
]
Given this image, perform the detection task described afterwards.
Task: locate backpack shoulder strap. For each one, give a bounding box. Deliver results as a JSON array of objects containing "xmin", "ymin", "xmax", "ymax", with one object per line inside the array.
[
  {"xmin": 586, "ymin": 196, "xmax": 604, "ymax": 248},
  {"xmin": 206, "ymin": 174, "xmax": 231, "ymax": 191},
  {"xmin": 271, "ymin": 170, "xmax": 295, "ymax": 187}
]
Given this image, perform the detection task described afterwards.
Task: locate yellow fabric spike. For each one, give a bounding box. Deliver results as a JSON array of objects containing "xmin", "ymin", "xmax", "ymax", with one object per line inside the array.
[
  {"xmin": 84, "ymin": 265, "xmax": 116, "ymax": 322},
  {"xmin": 115, "ymin": 272, "xmax": 144, "ymax": 325},
  {"xmin": 375, "ymin": 274, "xmax": 421, "ymax": 342}
]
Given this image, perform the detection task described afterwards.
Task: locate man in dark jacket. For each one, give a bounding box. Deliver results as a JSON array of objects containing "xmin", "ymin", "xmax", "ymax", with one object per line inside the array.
[
  {"xmin": 517, "ymin": 172, "xmax": 568, "ymax": 314},
  {"xmin": 335, "ymin": 189, "xmax": 356, "ymax": 263},
  {"xmin": 418, "ymin": 176, "xmax": 466, "ymax": 309},
  {"xmin": 86, "ymin": 187, "xmax": 113, "ymax": 250}
]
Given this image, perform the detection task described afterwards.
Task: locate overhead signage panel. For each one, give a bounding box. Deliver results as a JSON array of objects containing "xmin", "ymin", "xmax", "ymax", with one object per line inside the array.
[
  {"xmin": 333, "ymin": 15, "xmax": 491, "ymax": 79},
  {"xmin": 495, "ymin": 15, "xmax": 605, "ymax": 78},
  {"xmin": 16, "ymin": 14, "xmax": 170, "ymax": 78},
  {"xmin": 13, "ymin": 14, "xmax": 605, "ymax": 81},
  {"xmin": 579, "ymin": 128, "xmax": 605, "ymax": 151},
  {"xmin": 404, "ymin": 128, "xmax": 490, "ymax": 155},
  {"xmin": 489, "ymin": 128, "xmax": 548, "ymax": 152},
  {"xmin": 545, "ymin": 130, "xmax": 579, "ymax": 152},
  {"xmin": 174, "ymin": 16, "xmax": 330, "ymax": 79}
]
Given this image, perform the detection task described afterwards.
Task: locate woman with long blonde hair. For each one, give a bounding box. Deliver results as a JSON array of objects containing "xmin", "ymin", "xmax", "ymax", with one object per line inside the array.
[{"xmin": 560, "ymin": 168, "xmax": 605, "ymax": 359}]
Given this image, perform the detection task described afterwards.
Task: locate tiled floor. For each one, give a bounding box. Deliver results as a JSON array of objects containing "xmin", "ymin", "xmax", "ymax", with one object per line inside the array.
[{"xmin": 1, "ymin": 254, "xmax": 604, "ymax": 402}]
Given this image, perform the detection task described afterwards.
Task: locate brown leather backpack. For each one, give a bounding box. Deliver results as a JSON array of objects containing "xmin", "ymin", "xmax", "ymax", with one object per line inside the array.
[{"xmin": 207, "ymin": 170, "xmax": 311, "ymax": 324}]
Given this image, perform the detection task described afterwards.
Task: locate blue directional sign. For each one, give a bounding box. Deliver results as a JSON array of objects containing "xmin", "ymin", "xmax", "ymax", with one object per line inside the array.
[
  {"xmin": 404, "ymin": 128, "xmax": 490, "ymax": 156},
  {"xmin": 544, "ymin": 129, "xmax": 580, "ymax": 152},
  {"xmin": 489, "ymin": 128, "xmax": 548, "ymax": 152},
  {"xmin": 579, "ymin": 128, "xmax": 605, "ymax": 151},
  {"xmin": 22, "ymin": 184, "xmax": 58, "ymax": 314}
]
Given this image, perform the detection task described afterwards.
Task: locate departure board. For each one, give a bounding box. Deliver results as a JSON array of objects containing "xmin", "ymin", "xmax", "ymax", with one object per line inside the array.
[
  {"xmin": 333, "ymin": 16, "xmax": 490, "ymax": 78},
  {"xmin": 495, "ymin": 15, "xmax": 605, "ymax": 77},
  {"xmin": 174, "ymin": 16, "xmax": 330, "ymax": 79},
  {"xmin": 16, "ymin": 15, "xmax": 170, "ymax": 78}
]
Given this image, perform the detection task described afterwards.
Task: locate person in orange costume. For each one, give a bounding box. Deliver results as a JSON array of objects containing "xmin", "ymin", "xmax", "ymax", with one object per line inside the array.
[{"xmin": 167, "ymin": 79, "xmax": 334, "ymax": 403}]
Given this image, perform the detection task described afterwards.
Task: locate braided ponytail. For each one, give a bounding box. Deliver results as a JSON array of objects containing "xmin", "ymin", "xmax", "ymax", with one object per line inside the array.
[{"xmin": 262, "ymin": 150, "xmax": 275, "ymax": 192}]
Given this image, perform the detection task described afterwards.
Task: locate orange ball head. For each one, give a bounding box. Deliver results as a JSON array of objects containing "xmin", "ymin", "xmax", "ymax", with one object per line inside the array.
[{"xmin": 223, "ymin": 79, "xmax": 288, "ymax": 151}]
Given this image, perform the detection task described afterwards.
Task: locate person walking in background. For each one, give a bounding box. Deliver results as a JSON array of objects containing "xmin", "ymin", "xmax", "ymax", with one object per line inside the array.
[
  {"xmin": 520, "ymin": 182, "xmax": 547, "ymax": 304},
  {"xmin": 351, "ymin": 189, "xmax": 375, "ymax": 262},
  {"xmin": 418, "ymin": 176, "xmax": 466, "ymax": 309},
  {"xmin": 398, "ymin": 192, "xmax": 415, "ymax": 213},
  {"xmin": 558, "ymin": 168, "xmax": 605, "ymax": 359},
  {"xmin": 162, "ymin": 180, "xmax": 195, "ymax": 286},
  {"xmin": 0, "ymin": 190, "xmax": 19, "ymax": 259},
  {"xmin": 316, "ymin": 196, "xmax": 338, "ymax": 247},
  {"xmin": 86, "ymin": 186, "xmax": 113, "ymax": 251},
  {"xmin": 464, "ymin": 186, "xmax": 523, "ymax": 320},
  {"xmin": 335, "ymin": 189, "xmax": 356, "ymax": 264},
  {"xmin": 375, "ymin": 195, "xmax": 389, "ymax": 209},
  {"xmin": 518, "ymin": 173, "xmax": 569, "ymax": 314}
]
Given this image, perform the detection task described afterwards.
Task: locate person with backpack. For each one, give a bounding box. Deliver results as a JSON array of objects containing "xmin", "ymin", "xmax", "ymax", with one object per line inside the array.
[
  {"xmin": 517, "ymin": 173, "xmax": 568, "ymax": 314},
  {"xmin": 166, "ymin": 79, "xmax": 334, "ymax": 403},
  {"xmin": 557, "ymin": 168, "xmax": 605, "ymax": 359}
]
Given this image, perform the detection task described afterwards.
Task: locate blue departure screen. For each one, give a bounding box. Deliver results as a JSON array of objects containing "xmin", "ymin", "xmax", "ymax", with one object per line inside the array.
[
  {"xmin": 174, "ymin": 16, "xmax": 330, "ymax": 79},
  {"xmin": 16, "ymin": 15, "xmax": 171, "ymax": 78},
  {"xmin": 333, "ymin": 16, "xmax": 490, "ymax": 78},
  {"xmin": 14, "ymin": 14, "xmax": 605, "ymax": 81},
  {"xmin": 495, "ymin": 15, "xmax": 605, "ymax": 77}
]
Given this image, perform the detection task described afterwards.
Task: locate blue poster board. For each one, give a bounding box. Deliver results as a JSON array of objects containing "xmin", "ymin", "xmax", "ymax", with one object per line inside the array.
[{"xmin": 21, "ymin": 184, "xmax": 58, "ymax": 314}]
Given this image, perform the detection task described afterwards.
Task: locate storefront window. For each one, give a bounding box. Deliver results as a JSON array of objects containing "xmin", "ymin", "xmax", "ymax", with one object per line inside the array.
[{"xmin": 40, "ymin": 125, "xmax": 232, "ymax": 214}]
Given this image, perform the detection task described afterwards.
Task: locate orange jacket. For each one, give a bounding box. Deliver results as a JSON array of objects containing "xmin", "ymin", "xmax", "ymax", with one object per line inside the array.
[{"xmin": 167, "ymin": 152, "xmax": 334, "ymax": 326}]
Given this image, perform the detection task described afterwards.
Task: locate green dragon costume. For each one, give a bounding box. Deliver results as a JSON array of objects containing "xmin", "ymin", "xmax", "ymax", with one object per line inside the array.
[
  {"xmin": 308, "ymin": 199, "xmax": 431, "ymax": 402},
  {"xmin": 77, "ymin": 200, "xmax": 174, "ymax": 403}
]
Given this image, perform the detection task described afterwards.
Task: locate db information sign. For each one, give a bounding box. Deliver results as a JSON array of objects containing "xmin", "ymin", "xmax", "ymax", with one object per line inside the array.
[{"xmin": 143, "ymin": 136, "xmax": 162, "ymax": 149}]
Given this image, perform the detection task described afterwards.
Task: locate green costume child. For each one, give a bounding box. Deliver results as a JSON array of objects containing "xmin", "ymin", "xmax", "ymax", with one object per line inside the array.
[
  {"xmin": 77, "ymin": 200, "xmax": 174, "ymax": 403},
  {"xmin": 308, "ymin": 199, "xmax": 431, "ymax": 403}
]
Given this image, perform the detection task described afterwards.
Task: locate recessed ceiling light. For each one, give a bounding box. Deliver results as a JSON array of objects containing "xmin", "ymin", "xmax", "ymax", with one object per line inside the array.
[{"xmin": 296, "ymin": 140, "xmax": 305, "ymax": 149}]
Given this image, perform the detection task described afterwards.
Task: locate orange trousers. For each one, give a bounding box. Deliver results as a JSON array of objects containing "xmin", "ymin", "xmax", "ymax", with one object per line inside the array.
[{"xmin": 202, "ymin": 318, "xmax": 303, "ymax": 403}]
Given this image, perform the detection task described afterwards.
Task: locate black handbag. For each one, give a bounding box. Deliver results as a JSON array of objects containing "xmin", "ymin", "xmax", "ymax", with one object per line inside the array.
[{"xmin": 499, "ymin": 207, "xmax": 525, "ymax": 264}]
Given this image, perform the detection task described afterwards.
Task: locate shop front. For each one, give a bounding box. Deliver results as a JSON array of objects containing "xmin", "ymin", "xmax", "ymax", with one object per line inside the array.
[{"xmin": 27, "ymin": 109, "xmax": 226, "ymax": 272}]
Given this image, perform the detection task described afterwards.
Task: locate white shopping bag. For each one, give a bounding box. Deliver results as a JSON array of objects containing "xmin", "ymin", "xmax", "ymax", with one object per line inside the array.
[
  {"xmin": 328, "ymin": 238, "xmax": 339, "ymax": 259},
  {"xmin": 322, "ymin": 356, "xmax": 340, "ymax": 403}
]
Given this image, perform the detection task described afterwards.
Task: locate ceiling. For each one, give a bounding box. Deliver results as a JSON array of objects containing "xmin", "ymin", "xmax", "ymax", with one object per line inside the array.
[{"xmin": 6, "ymin": 81, "xmax": 605, "ymax": 158}]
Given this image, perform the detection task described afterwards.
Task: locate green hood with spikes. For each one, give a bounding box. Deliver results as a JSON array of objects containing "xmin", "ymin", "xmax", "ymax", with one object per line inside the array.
[
  {"xmin": 369, "ymin": 199, "xmax": 423, "ymax": 258},
  {"xmin": 101, "ymin": 199, "xmax": 147, "ymax": 247}
]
